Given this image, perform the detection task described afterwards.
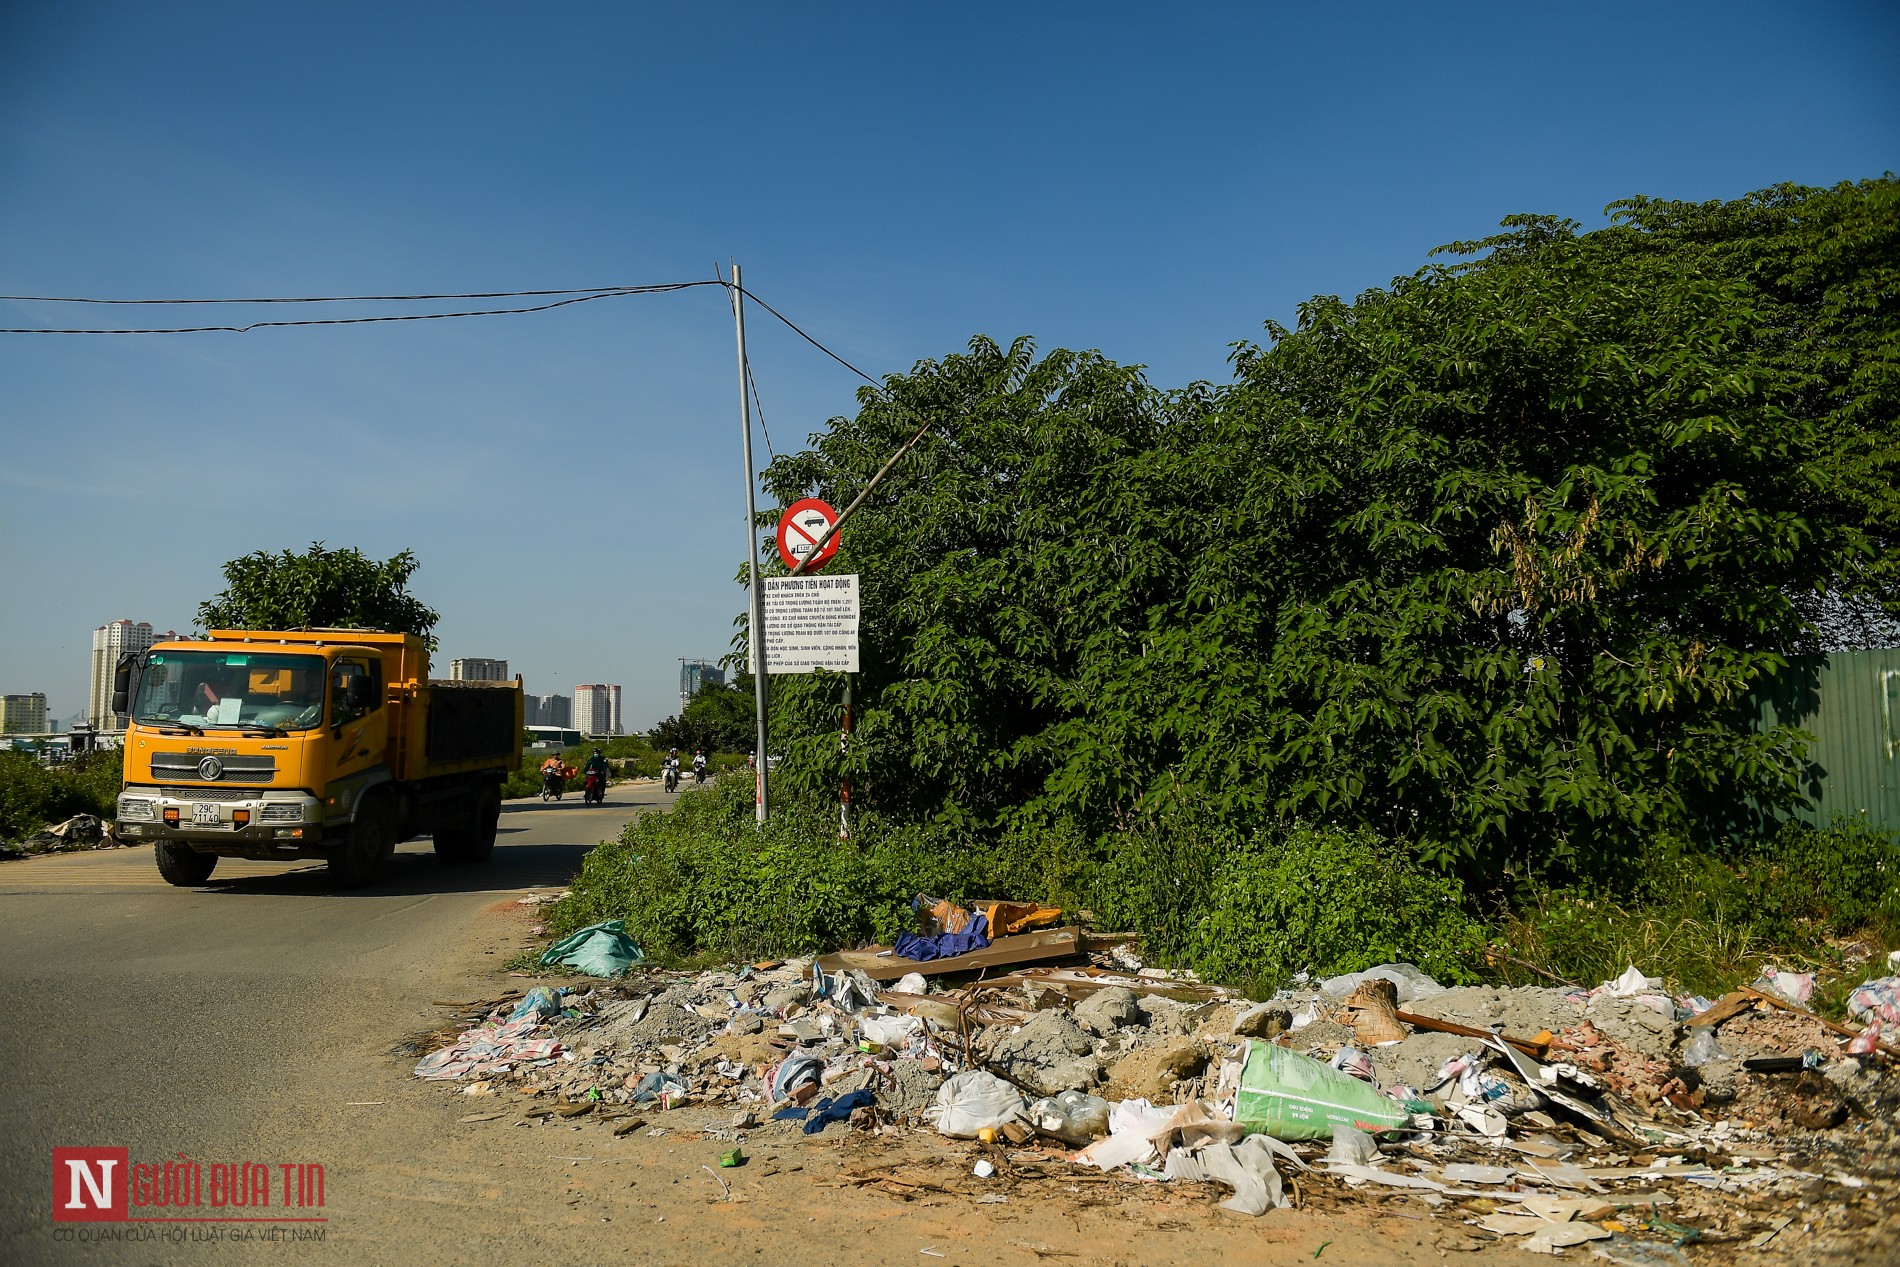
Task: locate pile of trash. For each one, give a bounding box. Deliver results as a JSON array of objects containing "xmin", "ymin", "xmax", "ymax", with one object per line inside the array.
[
  {"xmin": 414, "ymin": 903, "xmax": 1900, "ymax": 1256},
  {"xmin": 1, "ymin": 813, "xmax": 116, "ymax": 859}
]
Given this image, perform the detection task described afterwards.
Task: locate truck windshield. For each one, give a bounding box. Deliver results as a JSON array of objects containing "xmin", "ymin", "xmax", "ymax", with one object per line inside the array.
[{"xmin": 133, "ymin": 651, "xmax": 328, "ymax": 732}]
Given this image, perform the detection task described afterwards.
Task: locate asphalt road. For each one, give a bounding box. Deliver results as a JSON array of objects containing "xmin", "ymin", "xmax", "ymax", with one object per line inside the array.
[{"xmin": 0, "ymin": 782, "xmax": 673, "ymax": 1265}]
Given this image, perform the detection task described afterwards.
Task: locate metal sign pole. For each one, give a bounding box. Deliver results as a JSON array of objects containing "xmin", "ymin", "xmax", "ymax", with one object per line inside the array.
[{"xmin": 731, "ymin": 263, "xmax": 769, "ymax": 823}]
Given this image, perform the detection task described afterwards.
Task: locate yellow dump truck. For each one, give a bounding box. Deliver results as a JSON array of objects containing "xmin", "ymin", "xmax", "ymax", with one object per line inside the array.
[{"xmin": 110, "ymin": 628, "xmax": 522, "ymax": 887}]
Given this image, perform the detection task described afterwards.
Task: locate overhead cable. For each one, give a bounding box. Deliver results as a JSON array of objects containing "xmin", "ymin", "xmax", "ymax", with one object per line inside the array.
[{"xmin": 0, "ymin": 281, "xmax": 722, "ymax": 334}]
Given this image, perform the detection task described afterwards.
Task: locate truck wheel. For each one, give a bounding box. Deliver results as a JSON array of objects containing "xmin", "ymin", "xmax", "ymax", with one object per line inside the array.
[
  {"xmin": 330, "ymin": 797, "xmax": 392, "ymax": 888},
  {"xmin": 155, "ymin": 840, "xmax": 218, "ymax": 886},
  {"xmin": 434, "ymin": 788, "xmax": 499, "ymax": 866}
]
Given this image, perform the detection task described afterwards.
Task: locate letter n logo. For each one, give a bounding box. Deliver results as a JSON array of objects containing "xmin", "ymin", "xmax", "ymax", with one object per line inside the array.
[{"xmin": 52, "ymin": 1147, "xmax": 128, "ymax": 1222}]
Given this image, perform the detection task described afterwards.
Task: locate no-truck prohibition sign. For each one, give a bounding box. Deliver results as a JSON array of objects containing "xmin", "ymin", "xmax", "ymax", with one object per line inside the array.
[{"xmin": 776, "ymin": 497, "xmax": 840, "ymax": 571}]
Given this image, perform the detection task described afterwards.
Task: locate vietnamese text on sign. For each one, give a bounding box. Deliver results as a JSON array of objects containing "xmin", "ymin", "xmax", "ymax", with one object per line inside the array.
[{"xmin": 761, "ymin": 574, "xmax": 860, "ymax": 673}]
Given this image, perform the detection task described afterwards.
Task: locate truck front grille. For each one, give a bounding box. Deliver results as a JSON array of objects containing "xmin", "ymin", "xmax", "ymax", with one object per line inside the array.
[{"xmin": 151, "ymin": 754, "xmax": 277, "ymax": 783}]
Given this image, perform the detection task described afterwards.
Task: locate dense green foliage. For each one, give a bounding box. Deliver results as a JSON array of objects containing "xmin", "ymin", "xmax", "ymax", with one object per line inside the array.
[
  {"xmin": 649, "ymin": 675, "xmax": 757, "ymax": 754},
  {"xmin": 0, "ymin": 749, "xmax": 123, "ymax": 843},
  {"xmin": 553, "ymin": 778, "xmax": 1488, "ymax": 991},
  {"xmin": 556, "ymin": 180, "xmax": 1900, "ymax": 997},
  {"xmin": 556, "ymin": 778, "xmax": 974, "ymax": 961},
  {"xmin": 759, "ymin": 179, "xmax": 1899, "ymax": 883},
  {"xmin": 196, "ymin": 542, "xmax": 441, "ymax": 650}
]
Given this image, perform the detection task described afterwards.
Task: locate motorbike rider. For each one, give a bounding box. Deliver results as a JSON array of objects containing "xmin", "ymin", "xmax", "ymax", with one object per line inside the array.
[
  {"xmin": 663, "ymin": 748, "xmax": 681, "ymax": 791},
  {"xmin": 692, "ymin": 748, "xmax": 708, "ymax": 783},
  {"xmin": 540, "ymin": 752, "xmax": 565, "ymax": 794},
  {"xmin": 584, "ymin": 747, "xmax": 609, "ymax": 786}
]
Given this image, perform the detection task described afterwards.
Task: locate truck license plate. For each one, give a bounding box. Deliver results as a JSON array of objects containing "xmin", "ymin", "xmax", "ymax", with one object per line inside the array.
[{"xmin": 191, "ymin": 803, "xmax": 222, "ymax": 825}]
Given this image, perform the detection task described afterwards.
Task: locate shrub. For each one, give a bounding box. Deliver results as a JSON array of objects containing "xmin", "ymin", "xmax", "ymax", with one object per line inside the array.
[
  {"xmin": 0, "ymin": 749, "xmax": 123, "ymax": 844},
  {"xmin": 1181, "ymin": 824, "xmax": 1486, "ymax": 994},
  {"xmin": 551, "ymin": 778, "xmax": 987, "ymax": 963}
]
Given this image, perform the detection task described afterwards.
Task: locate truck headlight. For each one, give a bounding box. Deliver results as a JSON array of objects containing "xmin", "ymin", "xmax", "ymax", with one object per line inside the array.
[
  {"xmin": 259, "ymin": 804, "xmax": 303, "ymax": 822},
  {"xmin": 118, "ymin": 798, "xmax": 155, "ymax": 821}
]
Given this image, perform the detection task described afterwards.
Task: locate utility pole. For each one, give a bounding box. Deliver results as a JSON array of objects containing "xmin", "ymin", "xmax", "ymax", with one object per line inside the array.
[
  {"xmin": 731, "ymin": 263, "xmax": 770, "ymax": 823},
  {"xmin": 839, "ymin": 673, "xmax": 853, "ymax": 841}
]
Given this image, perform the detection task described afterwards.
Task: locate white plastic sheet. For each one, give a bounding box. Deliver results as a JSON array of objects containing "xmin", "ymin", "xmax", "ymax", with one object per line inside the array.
[{"xmin": 926, "ymin": 1070, "xmax": 1027, "ymax": 1138}]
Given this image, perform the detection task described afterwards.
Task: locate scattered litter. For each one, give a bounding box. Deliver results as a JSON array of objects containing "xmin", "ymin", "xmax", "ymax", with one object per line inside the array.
[{"xmin": 409, "ymin": 916, "xmax": 1895, "ymax": 1258}]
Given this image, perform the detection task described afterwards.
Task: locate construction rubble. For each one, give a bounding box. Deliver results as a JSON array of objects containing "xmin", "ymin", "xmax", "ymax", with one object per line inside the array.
[{"xmin": 414, "ymin": 900, "xmax": 1900, "ymax": 1260}]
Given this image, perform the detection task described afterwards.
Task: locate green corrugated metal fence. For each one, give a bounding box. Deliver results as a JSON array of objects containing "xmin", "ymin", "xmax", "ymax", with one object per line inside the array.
[{"xmin": 1751, "ymin": 648, "xmax": 1900, "ymax": 831}]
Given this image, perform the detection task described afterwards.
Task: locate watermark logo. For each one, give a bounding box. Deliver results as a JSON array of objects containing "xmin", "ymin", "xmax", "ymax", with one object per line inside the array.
[
  {"xmin": 52, "ymin": 1148, "xmax": 128, "ymax": 1223},
  {"xmin": 50, "ymin": 1149, "xmax": 325, "ymax": 1226}
]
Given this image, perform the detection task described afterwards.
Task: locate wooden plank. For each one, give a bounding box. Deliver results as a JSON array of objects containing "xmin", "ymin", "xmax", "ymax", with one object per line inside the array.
[
  {"xmin": 1393, "ymin": 1009, "xmax": 1549, "ymax": 1059},
  {"xmin": 816, "ymin": 926, "xmax": 1084, "ymax": 982},
  {"xmin": 1683, "ymin": 991, "xmax": 1757, "ymax": 1028}
]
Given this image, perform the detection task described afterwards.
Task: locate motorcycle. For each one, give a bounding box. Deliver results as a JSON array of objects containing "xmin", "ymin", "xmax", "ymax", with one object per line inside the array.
[
  {"xmin": 540, "ymin": 767, "xmax": 565, "ymax": 801},
  {"xmin": 583, "ymin": 768, "xmax": 606, "ymax": 805},
  {"xmin": 693, "ymin": 760, "xmax": 707, "ymax": 785},
  {"xmin": 663, "ymin": 761, "xmax": 680, "ymax": 793}
]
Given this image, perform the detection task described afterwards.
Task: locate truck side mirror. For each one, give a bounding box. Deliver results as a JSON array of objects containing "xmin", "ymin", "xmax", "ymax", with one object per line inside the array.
[
  {"xmin": 344, "ymin": 677, "xmax": 373, "ymax": 712},
  {"xmin": 111, "ymin": 653, "xmax": 136, "ymax": 714}
]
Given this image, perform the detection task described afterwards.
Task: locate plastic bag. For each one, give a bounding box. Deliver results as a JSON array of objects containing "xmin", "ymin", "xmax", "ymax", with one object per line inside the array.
[
  {"xmin": 1319, "ymin": 963, "xmax": 1446, "ymax": 1004},
  {"xmin": 1607, "ymin": 965, "xmax": 1662, "ymax": 996},
  {"xmin": 509, "ymin": 986, "xmax": 565, "ymax": 1022},
  {"xmin": 1324, "ymin": 1124, "xmax": 1378, "ymax": 1168},
  {"xmin": 859, "ymin": 1014, "xmax": 923, "ymax": 1048},
  {"xmin": 828, "ymin": 969, "xmax": 881, "ymax": 1011},
  {"xmin": 1234, "ymin": 1040, "xmax": 1411, "ymax": 1141},
  {"xmin": 768, "ymin": 1053, "xmax": 824, "ymax": 1103},
  {"xmin": 1028, "ymin": 1090, "xmax": 1110, "ymax": 1145},
  {"xmin": 1682, "ymin": 1027, "xmax": 1727, "ymax": 1067},
  {"xmin": 1752, "ymin": 966, "xmax": 1815, "ymax": 1007},
  {"xmin": 1848, "ymin": 976, "xmax": 1900, "ymax": 1026},
  {"xmin": 1330, "ymin": 1046, "xmax": 1376, "ymax": 1082},
  {"xmin": 926, "ymin": 1070, "xmax": 1027, "ymax": 1138},
  {"xmin": 537, "ymin": 920, "xmax": 644, "ymax": 977}
]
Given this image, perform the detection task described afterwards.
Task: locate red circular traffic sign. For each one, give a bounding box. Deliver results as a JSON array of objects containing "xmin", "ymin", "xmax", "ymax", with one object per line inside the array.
[{"xmin": 776, "ymin": 498, "xmax": 840, "ymax": 571}]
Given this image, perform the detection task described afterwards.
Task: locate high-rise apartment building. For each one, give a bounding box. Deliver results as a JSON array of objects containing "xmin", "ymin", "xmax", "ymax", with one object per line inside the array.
[
  {"xmin": 531, "ymin": 693, "xmax": 572, "ymax": 729},
  {"xmin": 1, "ymin": 693, "xmax": 48, "ymax": 734},
  {"xmin": 572, "ymin": 684, "xmax": 621, "ymax": 737},
  {"xmin": 450, "ymin": 658, "xmax": 509, "ymax": 682},
  {"xmin": 680, "ymin": 659, "xmax": 726, "ymax": 713},
  {"xmin": 89, "ymin": 620, "xmax": 175, "ymax": 730}
]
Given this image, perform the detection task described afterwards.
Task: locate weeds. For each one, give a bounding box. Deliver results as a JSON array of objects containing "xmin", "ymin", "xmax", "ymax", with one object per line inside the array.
[
  {"xmin": 0, "ymin": 749, "xmax": 122, "ymax": 844},
  {"xmin": 546, "ymin": 770, "xmax": 1898, "ymax": 1002}
]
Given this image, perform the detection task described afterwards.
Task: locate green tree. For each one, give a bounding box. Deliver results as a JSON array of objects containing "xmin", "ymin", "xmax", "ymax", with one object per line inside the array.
[
  {"xmin": 649, "ymin": 675, "xmax": 757, "ymax": 754},
  {"xmin": 758, "ymin": 180, "xmax": 1896, "ymax": 882},
  {"xmin": 196, "ymin": 542, "xmax": 441, "ymax": 649}
]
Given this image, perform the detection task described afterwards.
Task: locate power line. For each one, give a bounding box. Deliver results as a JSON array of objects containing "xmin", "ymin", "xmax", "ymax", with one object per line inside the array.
[
  {"xmin": 0, "ymin": 283, "xmax": 690, "ymax": 304},
  {"xmin": 0, "ymin": 282, "xmax": 722, "ymax": 334},
  {"xmin": 745, "ymin": 360, "xmax": 776, "ymax": 463},
  {"xmin": 0, "ymin": 274, "xmax": 892, "ymax": 413},
  {"xmin": 733, "ymin": 286, "xmax": 883, "ymax": 391}
]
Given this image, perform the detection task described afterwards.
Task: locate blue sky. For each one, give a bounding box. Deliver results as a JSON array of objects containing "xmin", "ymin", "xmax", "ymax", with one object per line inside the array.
[{"xmin": 2, "ymin": 2, "xmax": 1895, "ymax": 730}]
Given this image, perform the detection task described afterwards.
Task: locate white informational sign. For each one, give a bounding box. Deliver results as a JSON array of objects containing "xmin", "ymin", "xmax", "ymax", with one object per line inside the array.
[{"xmin": 761, "ymin": 573, "xmax": 860, "ymax": 673}]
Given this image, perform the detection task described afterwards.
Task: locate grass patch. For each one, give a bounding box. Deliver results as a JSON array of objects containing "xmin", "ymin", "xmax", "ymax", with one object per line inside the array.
[{"xmin": 1490, "ymin": 818, "xmax": 1900, "ymax": 1004}]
